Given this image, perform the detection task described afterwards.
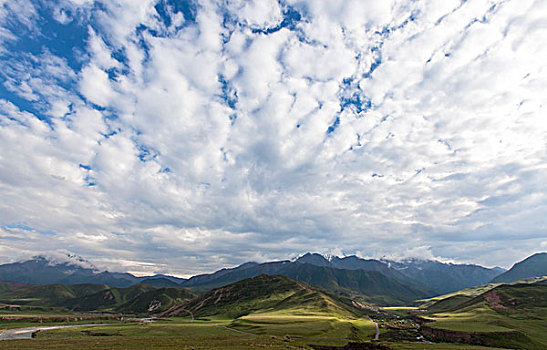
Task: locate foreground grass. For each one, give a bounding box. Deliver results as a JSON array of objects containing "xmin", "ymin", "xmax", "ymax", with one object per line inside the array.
[
  {"xmin": 231, "ymin": 311, "xmax": 376, "ymax": 346},
  {"xmin": 419, "ymin": 297, "xmax": 547, "ymax": 349},
  {"xmin": 388, "ymin": 342, "xmax": 505, "ymax": 349},
  {"xmin": 2, "ymin": 320, "xmax": 311, "ymax": 349},
  {"xmin": 425, "ymin": 307, "xmax": 513, "ymax": 332},
  {"xmin": 1, "ymin": 314, "xmax": 375, "ymax": 349},
  {"xmin": 1, "ymin": 299, "xmax": 544, "ymax": 349},
  {"xmin": 1, "ymin": 323, "xmax": 511, "ymax": 350},
  {"xmin": 0, "ymin": 317, "xmax": 123, "ymax": 331}
]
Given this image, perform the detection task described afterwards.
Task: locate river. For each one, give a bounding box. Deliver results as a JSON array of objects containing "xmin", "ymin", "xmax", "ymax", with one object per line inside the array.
[{"xmin": 0, "ymin": 323, "xmax": 112, "ymax": 340}]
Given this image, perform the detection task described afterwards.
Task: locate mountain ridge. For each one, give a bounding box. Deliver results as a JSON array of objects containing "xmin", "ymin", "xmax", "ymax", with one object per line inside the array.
[
  {"xmin": 491, "ymin": 252, "xmax": 547, "ymax": 283},
  {"xmin": 0, "ymin": 252, "xmax": 523, "ymax": 299},
  {"xmin": 0, "ymin": 255, "xmax": 186, "ymax": 288}
]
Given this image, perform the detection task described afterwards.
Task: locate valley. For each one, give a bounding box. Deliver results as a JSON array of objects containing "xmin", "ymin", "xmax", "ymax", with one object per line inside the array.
[{"xmin": 0, "ymin": 252, "xmax": 545, "ymax": 349}]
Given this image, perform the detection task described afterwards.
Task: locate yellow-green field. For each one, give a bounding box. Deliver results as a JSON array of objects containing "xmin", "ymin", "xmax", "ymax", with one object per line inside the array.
[
  {"xmin": 0, "ymin": 316, "xmax": 375, "ymax": 349},
  {"xmin": 388, "ymin": 342, "xmax": 504, "ymax": 349},
  {"xmin": 2, "ymin": 321, "xmax": 299, "ymax": 349},
  {"xmin": 232, "ymin": 311, "xmax": 376, "ymax": 344},
  {"xmin": 1, "ymin": 281, "xmax": 545, "ymax": 350}
]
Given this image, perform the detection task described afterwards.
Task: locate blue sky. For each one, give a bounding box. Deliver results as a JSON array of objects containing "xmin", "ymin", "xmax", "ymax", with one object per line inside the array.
[{"xmin": 0, "ymin": 0, "xmax": 546, "ymax": 276}]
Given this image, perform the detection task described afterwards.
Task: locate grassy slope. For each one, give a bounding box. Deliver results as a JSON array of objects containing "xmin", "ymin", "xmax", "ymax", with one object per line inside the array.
[
  {"xmin": 0, "ymin": 283, "xmax": 195, "ymax": 314},
  {"xmin": 185, "ymin": 262, "xmax": 431, "ymax": 306},
  {"xmin": 420, "ymin": 284, "xmax": 547, "ymax": 349},
  {"xmin": 2, "ymin": 275, "xmax": 545, "ymax": 349},
  {"xmin": 0, "ymin": 283, "xmax": 109, "ymax": 307},
  {"xmin": 3, "ymin": 320, "xmax": 312, "ymax": 350},
  {"xmin": 116, "ymin": 287, "xmax": 195, "ymax": 314},
  {"xmin": 389, "ymin": 342, "xmax": 503, "ymax": 349},
  {"xmin": 0, "ymin": 281, "xmax": 28, "ymax": 293},
  {"xmin": 165, "ymin": 274, "xmax": 377, "ymax": 344},
  {"xmin": 413, "ymin": 275, "xmax": 547, "ymax": 312},
  {"xmin": 178, "ymin": 274, "xmax": 358, "ymax": 319}
]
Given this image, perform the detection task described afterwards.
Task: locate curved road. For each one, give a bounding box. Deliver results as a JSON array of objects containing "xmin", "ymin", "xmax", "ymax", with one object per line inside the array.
[{"xmin": 368, "ymin": 317, "xmax": 380, "ymax": 341}]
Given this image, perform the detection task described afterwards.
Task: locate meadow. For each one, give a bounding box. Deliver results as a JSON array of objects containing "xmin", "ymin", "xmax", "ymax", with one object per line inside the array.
[{"xmin": 0, "ymin": 315, "xmax": 377, "ymax": 349}]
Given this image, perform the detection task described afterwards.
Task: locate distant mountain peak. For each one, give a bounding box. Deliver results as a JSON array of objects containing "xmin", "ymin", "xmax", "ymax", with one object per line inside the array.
[
  {"xmin": 29, "ymin": 253, "xmax": 98, "ymax": 271},
  {"xmin": 491, "ymin": 252, "xmax": 547, "ymax": 283},
  {"xmin": 296, "ymin": 252, "xmax": 331, "ymax": 266}
]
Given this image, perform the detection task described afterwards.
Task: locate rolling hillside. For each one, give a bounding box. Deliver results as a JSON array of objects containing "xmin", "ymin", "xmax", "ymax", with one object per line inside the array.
[
  {"xmin": 181, "ymin": 260, "xmax": 430, "ymax": 305},
  {"xmin": 0, "ymin": 283, "xmax": 110, "ymax": 307},
  {"xmin": 181, "ymin": 253, "xmax": 503, "ymax": 298},
  {"xmin": 0, "ymin": 282, "xmax": 195, "ymax": 314},
  {"xmin": 0, "ymin": 252, "xmax": 508, "ymax": 302},
  {"xmin": 417, "ymin": 283, "xmax": 547, "ymax": 349},
  {"xmin": 162, "ymin": 274, "xmax": 359, "ymax": 319}
]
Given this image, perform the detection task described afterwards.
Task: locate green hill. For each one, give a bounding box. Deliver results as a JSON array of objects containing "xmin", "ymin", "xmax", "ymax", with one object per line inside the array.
[
  {"xmin": 414, "ymin": 275, "xmax": 547, "ymax": 312},
  {"xmin": 67, "ymin": 284, "xmax": 155, "ymax": 311},
  {"xmin": 115, "ymin": 287, "xmax": 195, "ymax": 314},
  {"xmin": 0, "ymin": 282, "xmax": 195, "ymax": 314},
  {"xmin": 0, "ymin": 283, "xmax": 109, "ymax": 307},
  {"xmin": 184, "ymin": 262, "xmax": 430, "ymax": 306},
  {"xmin": 491, "ymin": 252, "xmax": 547, "ymax": 283},
  {"xmin": 0, "ymin": 281, "xmax": 27, "ymax": 292},
  {"xmin": 160, "ymin": 274, "xmax": 378, "ymax": 342},
  {"xmin": 163, "ymin": 274, "xmax": 360, "ymax": 319},
  {"xmin": 418, "ymin": 283, "xmax": 547, "ymax": 349}
]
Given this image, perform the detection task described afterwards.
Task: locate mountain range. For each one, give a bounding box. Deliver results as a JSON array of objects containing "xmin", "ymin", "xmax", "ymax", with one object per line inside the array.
[
  {"xmin": 0, "ymin": 255, "xmax": 185, "ymax": 288},
  {"xmin": 0, "ymin": 252, "xmax": 544, "ymax": 306}
]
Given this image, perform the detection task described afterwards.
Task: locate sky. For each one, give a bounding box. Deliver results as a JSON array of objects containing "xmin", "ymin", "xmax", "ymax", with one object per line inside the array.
[{"xmin": 0, "ymin": 0, "xmax": 546, "ymax": 277}]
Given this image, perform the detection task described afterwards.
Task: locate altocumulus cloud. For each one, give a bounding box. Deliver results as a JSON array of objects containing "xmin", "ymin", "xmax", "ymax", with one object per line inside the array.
[{"xmin": 0, "ymin": 0, "xmax": 546, "ymax": 276}]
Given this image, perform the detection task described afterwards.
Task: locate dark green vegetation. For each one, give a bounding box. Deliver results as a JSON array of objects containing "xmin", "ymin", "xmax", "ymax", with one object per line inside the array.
[
  {"xmin": 0, "ymin": 320, "xmax": 353, "ymax": 349},
  {"xmin": 298, "ymin": 253, "xmax": 504, "ymax": 295},
  {"xmin": 163, "ymin": 274, "xmax": 358, "ymax": 319},
  {"xmin": 181, "ymin": 253, "xmax": 503, "ymax": 299},
  {"xmin": 183, "ymin": 260, "xmax": 431, "ymax": 305},
  {"xmin": 0, "ymin": 275, "xmax": 378, "ymax": 349},
  {"xmin": 492, "ymin": 252, "xmax": 547, "ymax": 283},
  {"xmin": 0, "ymin": 253, "xmax": 544, "ymax": 349},
  {"xmin": 0, "ymin": 282, "xmax": 195, "ymax": 314},
  {"xmin": 0, "ymin": 252, "xmax": 508, "ymax": 302},
  {"xmin": 396, "ymin": 282, "xmax": 547, "ymax": 349}
]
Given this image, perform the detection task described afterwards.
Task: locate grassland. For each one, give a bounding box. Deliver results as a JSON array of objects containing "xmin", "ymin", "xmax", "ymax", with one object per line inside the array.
[
  {"xmin": 408, "ymin": 283, "xmax": 547, "ymax": 349},
  {"xmin": 0, "ymin": 316, "xmax": 377, "ymax": 349},
  {"xmin": 1, "ymin": 276, "xmax": 545, "ymax": 349},
  {"xmin": 388, "ymin": 342, "xmax": 504, "ymax": 349},
  {"xmin": 0, "ymin": 275, "xmax": 379, "ymax": 349},
  {"xmin": 0, "ymin": 305, "xmax": 124, "ymax": 330},
  {"xmin": 1, "ymin": 320, "xmax": 304, "ymax": 349},
  {"xmin": 0, "ymin": 282, "xmax": 195, "ymax": 315}
]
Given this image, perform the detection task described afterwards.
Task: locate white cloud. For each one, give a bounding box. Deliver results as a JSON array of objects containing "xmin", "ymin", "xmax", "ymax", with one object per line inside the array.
[
  {"xmin": 79, "ymin": 64, "xmax": 117, "ymax": 106},
  {"xmin": 231, "ymin": 0, "xmax": 282, "ymax": 28},
  {"xmin": 0, "ymin": 0, "xmax": 546, "ymax": 275}
]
